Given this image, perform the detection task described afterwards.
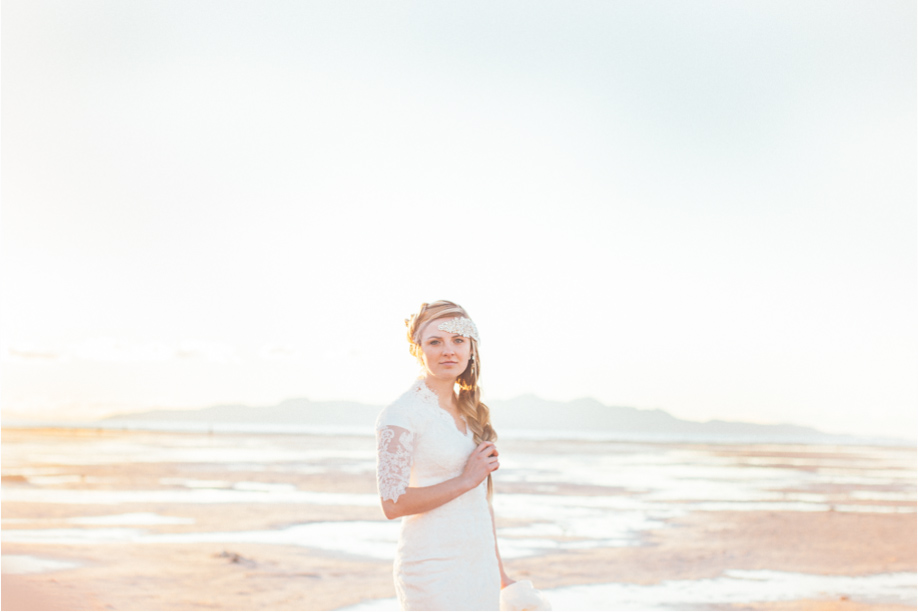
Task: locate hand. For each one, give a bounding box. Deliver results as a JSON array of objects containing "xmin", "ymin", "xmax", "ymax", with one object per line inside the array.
[{"xmin": 462, "ymin": 441, "xmax": 499, "ymax": 489}]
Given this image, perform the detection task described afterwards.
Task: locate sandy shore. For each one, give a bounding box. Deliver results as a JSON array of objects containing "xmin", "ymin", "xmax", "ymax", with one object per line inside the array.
[{"xmin": 2, "ymin": 428, "xmax": 915, "ymax": 611}]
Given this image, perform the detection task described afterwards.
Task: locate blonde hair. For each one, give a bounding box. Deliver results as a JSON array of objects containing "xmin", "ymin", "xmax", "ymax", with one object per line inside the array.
[{"xmin": 405, "ymin": 300, "xmax": 497, "ymax": 499}]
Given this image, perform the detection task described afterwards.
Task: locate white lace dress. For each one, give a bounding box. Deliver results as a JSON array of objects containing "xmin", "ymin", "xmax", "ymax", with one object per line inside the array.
[{"xmin": 375, "ymin": 379, "xmax": 500, "ymax": 611}]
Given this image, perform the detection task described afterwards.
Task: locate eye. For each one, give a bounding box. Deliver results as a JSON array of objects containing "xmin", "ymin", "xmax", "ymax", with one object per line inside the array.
[
  {"xmin": 428, "ymin": 339, "xmax": 440, "ymax": 345},
  {"xmin": 454, "ymin": 337, "xmax": 465, "ymax": 343}
]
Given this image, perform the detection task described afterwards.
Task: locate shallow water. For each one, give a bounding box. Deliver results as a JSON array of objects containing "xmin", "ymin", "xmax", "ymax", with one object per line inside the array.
[
  {"xmin": 1, "ymin": 555, "xmax": 83, "ymax": 575},
  {"xmin": 68, "ymin": 512, "xmax": 195, "ymax": 525},
  {"xmin": 1, "ymin": 438, "xmax": 368, "ymax": 466},
  {"xmin": 3, "ymin": 433, "xmax": 914, "ymax": 567},
  {"xmin": 4, "ymin": 440, "xmax": 913, "ymax": 514},
  {"xmin": 1, "ymin": 521, "xmax": 400, "ymax": 559},
  {"xmin": 1, "ymin": 486, "xmax": 379, "ymax": 506},
  {"xmin": 0, "ymin": 520, "xmax": 560, "ymax": 560},
  {"xmin": 339, "ymin": 570, "xmax": 918, "ymax": 611},
  {"xmin": 3, "ymin": 429, "xmax": 914, "ymax": 609}
]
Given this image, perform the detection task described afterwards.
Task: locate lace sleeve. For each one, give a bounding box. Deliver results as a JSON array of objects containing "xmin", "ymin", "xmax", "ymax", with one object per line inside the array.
[{"xmin": 376, "ymin": 425, "xmax": 414, "ymax": 504}]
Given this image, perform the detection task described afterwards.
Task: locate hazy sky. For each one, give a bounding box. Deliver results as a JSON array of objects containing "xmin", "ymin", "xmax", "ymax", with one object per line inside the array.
[{"xmin": 2, "ymin": 1, "xmax": 916, "ymax": 438}]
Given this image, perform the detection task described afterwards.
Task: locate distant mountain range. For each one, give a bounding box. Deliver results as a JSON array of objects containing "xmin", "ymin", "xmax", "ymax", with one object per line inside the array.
[{"xmin": 99, "ymin": 394, "xmax": 897, "ymax": 444}]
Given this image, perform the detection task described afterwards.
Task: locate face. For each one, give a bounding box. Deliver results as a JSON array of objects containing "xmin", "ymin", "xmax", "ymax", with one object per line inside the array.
[{"xmin": 418, "ymin": 317, "xmax": 473, "ymax": 381}]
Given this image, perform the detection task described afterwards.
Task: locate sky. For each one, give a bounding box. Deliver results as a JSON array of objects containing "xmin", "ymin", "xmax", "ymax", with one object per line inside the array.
[{"xmin": 2, "ymin": 1, "xmax": 916, "ymax": 438}]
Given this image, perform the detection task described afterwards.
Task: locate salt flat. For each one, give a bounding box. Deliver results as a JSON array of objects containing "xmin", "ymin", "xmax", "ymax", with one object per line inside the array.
[{"xmin": 2, "ymin": 428, "xmax": 914, "ymax": 611}]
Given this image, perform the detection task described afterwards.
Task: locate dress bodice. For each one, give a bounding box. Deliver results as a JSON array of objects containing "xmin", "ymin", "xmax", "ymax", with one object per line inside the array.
[{"xmin": 376, "ymin": 379, "xmax": 479, "ymax": 494}]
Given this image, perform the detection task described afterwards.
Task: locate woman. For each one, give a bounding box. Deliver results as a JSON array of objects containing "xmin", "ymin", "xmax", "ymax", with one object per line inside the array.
[{"xmin": 375, "ymin": 300, "xmax": 514, "ymax": 611}]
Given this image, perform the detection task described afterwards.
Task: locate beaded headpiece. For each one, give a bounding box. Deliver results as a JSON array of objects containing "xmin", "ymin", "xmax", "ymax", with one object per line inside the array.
[{"xmin": 437, "ymin": 317, "xmax": 480, "ymax": 344}]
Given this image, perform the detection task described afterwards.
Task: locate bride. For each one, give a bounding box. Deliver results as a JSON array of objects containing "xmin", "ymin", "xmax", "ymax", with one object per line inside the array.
[{"xmin": 375, "ymin": 300, "xmax": 514, "ymax": 610}]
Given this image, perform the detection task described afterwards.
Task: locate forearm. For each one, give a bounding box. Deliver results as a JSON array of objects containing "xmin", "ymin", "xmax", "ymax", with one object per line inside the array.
[{"xmin": 382, "ymin": 475, "xmax": 474, "ymax": 519}]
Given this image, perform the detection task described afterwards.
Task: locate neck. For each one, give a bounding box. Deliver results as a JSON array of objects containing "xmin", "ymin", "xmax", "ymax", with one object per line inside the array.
[{"xmin": 423, "ymin": 375, "xmax": 457, "ymax": 406}]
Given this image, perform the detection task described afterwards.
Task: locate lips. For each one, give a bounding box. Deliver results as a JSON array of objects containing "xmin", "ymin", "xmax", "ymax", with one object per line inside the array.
[{"xmin": 440, "ymin": 361, "xmax": 458, "ymax": 366}]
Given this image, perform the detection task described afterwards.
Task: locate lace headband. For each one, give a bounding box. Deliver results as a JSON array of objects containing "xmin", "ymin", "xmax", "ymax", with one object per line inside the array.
[{"xmin": 437, "ymin": 317, "xmax": 480, "ymax": 344}]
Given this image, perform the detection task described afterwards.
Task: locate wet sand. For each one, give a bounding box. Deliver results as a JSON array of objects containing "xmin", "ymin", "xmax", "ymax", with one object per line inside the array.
[{"xmin": 1, "ymin": 428, "xmax": 915, "ymax": 611}]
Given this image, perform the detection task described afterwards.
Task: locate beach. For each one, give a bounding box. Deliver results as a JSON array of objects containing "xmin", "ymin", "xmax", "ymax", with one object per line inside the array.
[{"xmin": 2, "ymin": 427, "xmax": 915, "ymax": 611}]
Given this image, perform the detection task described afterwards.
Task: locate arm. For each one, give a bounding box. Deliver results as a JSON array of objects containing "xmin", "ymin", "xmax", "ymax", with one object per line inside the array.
[
  {"xmin": 490, "ymin": 502, "xmax": 515, "ymax": 588},
  {"xmin": 377, "ymin": 424, "xmax": 500, "ymax": 520},
  {"xmin": 381, "ymin": 475, "xmax": 474, "ymax": 520}
]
